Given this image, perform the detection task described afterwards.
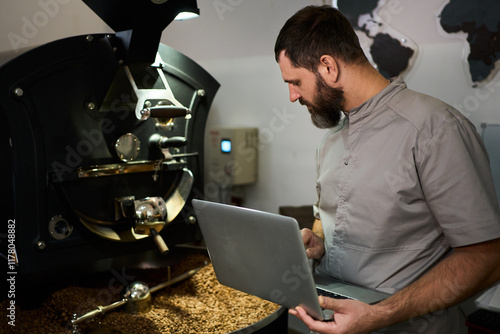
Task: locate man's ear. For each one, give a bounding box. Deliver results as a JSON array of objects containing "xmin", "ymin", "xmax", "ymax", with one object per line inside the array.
[{"xmin": 318, "ymin": 55, "xmax": 339, "ymax": 84}]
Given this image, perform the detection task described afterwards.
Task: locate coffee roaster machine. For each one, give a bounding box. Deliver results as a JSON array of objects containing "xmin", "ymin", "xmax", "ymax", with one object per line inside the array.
[{"xmin": 1, "ymin": 0, "xmax": 221, "ymax": 301}]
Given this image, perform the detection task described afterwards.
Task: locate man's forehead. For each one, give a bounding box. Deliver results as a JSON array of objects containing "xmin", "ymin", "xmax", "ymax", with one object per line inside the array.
[{"xmin": 278, "ymin": 52, "xmax": 312, "ymax": 81}]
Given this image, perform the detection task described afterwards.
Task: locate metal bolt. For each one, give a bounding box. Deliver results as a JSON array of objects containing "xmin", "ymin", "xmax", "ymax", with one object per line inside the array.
[
  {"xmin": 188, "ymin": 216, "xmax": 197, "ymax": 224},
  {"xmin": 85, "ymin": 35, "xmax": 94, "ymax": 42},
  {"xmin": 87, "ymin": 102, "xmax": 96, "ymax": 110},
  {"xmin": 13, "ymin": 87, "xmax": 23, "ymax": 97},
  {"xmin": 37, "ymin": 241, "xmax": 46, "ymax": 250},
  {"xmin": 197, "ymin": 89, "xmax": 206, "ymax": 97}
]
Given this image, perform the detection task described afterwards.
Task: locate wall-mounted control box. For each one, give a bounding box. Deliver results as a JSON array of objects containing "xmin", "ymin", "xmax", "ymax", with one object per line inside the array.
[{"xmin": 207, "ymin": 127, "xmax": 258, "ymax": 186}]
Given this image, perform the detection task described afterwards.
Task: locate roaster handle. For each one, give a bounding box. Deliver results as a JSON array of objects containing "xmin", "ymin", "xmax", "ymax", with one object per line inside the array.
[
  {"xmin": 158, "ymin": 136, "xmax": 187, "ymax": 148},
  {"xmin": 140, "ymin": 106, "xmax": 191, "ymax": 121}
]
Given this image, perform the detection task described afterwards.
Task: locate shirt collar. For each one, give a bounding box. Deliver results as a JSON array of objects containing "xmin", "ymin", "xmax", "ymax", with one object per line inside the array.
[{"xmin": 346, "ymin": 76, "xmax": 407, "ymax": 123}]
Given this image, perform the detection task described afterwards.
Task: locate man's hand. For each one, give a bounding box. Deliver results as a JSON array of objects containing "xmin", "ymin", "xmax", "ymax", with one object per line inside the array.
[
  {"xmin": 289, "ymin": 296, "xmax": 381, "ymax": 334},
  {"xmin": 301, "ymin": 227, "xmax": 325, "ymax": 259},
  {"xmin": 291, "ymin": 238, "xmax": 500, "ymax": 333}
]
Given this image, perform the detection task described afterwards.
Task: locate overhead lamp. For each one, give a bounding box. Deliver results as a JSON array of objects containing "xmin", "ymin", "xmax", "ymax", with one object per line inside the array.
[
  {"xmin": 175, "ymin": 9, "xmax": 199, "ymax": 20},
  {"xmin": 175, "ymin": 0, "xmax": 200, "ymax": 20},
  {"xmin": 175, "ymin": 11, "xmax": 199, "ymax": 20}
]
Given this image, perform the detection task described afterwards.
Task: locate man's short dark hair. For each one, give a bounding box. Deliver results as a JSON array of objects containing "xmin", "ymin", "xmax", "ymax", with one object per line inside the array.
[{"xmin": 274, "ymin": 6, "xmax": 367, "ymax": 71}]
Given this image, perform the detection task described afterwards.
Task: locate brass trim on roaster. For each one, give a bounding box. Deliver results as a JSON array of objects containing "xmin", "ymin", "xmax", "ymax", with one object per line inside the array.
[
  {"xmin": 77, "ymin": 155, "xmax": 197, "ymax": 178},
  {"xmin": 77, "ymin": 161, "xmax": 161, "ymax": 178}
]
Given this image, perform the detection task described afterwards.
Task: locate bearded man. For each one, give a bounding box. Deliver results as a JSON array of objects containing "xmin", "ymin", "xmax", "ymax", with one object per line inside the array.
[{"xmin": 275, "ymin": 5, "xmax": 500, "ymax": 334}]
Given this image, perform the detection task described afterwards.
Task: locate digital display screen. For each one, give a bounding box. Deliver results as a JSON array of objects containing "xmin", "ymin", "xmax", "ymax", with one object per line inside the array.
[{"xmin": 221, "ymin": 139, "xmax": 231, "ymax": 153}]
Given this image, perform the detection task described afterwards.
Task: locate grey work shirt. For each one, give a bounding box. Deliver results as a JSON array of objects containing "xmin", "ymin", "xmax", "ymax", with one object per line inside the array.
[{"xmin": 313, "ymin": 77, "xmax": 500, "ymax": 333}]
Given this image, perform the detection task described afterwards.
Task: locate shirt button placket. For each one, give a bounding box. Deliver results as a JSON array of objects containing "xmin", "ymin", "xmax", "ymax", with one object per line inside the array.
[{"xmin": 333, "ymin": 149, "xmax": 351, "ymax": 280}]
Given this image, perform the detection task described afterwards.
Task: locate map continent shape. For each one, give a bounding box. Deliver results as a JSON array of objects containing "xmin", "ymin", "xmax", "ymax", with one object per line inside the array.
[
  {"xmin": 338, "ymin": 0, "xmax": 415, "ymax": 79},
  {"xmin": 440, "ymin": 0, "xmax": 500, "ymax": 83}
]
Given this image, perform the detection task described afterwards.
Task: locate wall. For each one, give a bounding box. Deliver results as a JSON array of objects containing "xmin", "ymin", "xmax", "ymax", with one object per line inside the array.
[
  {"xmin": 1, "ymin": 0, "xmax": 500, "ymax": 214},
  {"xmin": 0, "ymin": 0, "xmax": 112, "ymax": 60}
]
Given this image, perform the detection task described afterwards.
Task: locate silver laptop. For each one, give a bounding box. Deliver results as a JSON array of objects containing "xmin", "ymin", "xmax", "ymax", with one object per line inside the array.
[{"xmin": 191, "ymin": 199, "xmax": 390, "ymax": 321}]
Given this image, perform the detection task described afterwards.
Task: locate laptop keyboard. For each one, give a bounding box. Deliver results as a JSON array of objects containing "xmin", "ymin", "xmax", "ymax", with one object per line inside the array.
[{"xmin": 316, "ymin": 288, "xmax": 351, "ymax": 300}]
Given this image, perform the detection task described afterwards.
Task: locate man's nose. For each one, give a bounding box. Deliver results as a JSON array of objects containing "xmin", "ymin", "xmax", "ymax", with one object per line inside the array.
[{"xmin": 288, "ymin": 84, "xmax": 301, "ymax": 103}]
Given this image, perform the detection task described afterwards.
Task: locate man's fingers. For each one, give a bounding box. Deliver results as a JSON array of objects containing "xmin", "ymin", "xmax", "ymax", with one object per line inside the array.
[
  {"xmin": 320, "ymin": 295, "xmax": 342, "ymax": 311},
  {"xmin": 294, "ymin": 306, "xmax": 337, "ymax": 333},
  {"xmin": 301, "ymin": 228, "xmax": 313, "ymax": 244},
  {"xmin": 293, "ymin": 298, "xmax": 372, "ymax": 334},
  {"xmin": 302, "ymin": 228, "xmax": 325, "ymax": 259}
]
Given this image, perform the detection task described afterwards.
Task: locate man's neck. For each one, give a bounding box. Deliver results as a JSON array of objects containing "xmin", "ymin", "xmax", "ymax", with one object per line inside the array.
[{"xmin": 342, "ymin": 64, "xmax": 390, "ymax": 113}]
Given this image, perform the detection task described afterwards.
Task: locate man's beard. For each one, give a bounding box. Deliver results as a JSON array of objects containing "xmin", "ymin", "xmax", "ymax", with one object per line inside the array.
[{"xmin": 300, "ymin": 74, "xmax": 345, "ymax": 129}]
